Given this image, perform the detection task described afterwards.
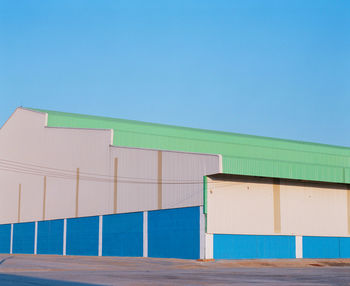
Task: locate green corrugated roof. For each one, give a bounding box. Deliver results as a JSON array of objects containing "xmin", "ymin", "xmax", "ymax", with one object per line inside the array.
[{"xmin": 29, "ymin": 108, "xmax": 350, "ymax": 184}]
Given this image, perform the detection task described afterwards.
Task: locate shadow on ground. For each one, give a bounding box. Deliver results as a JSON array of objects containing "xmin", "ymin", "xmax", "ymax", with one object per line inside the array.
[{"xmin": 0, "ymin": 273, "xmax": 103, "ymax": 286}]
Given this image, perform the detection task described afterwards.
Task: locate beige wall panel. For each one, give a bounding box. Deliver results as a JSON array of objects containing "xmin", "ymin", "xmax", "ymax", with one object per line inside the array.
[
  {"xmin": 280, "ymin": 181, "xmax": 348, "ymax": 236},
  {"xmin": 0, "ymin": 172, "xmax": 21, "ymax": 224},
  {"xmin": 0, "ymin": 108, "xmax": 113, "ymax": 223},
  {"xmin": 78, "ymin": 180, "xmax": 112, "ymax": 217},
  {"xmin": 207, "ymin": 176, "xmax": 349, "ymax": 237},
  {"xmin": 18, "ymin": 174, "xmax": 43, "ymax": 222},
  {"xmin": 110, "ymin": 147, "xmax": 158, "ymax": 213},
  {"xmin": 207, "ymin": 177, "xmax": 275, "ymax": 235},
  {"xmin": 45, "ymin": 177, "xmax": 76, "ymax": 220},
  {"xmin": 162, "ymin": 152, "xmax": 220, "ymax": 209}
]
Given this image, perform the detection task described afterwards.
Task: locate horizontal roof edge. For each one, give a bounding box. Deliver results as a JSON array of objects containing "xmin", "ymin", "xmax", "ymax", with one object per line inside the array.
[
  {"xmin": 27, "ymin": 107, "xmax": 350, "ymax": 152},
  {"xmin": 208, "ymin": 172, "xmax": 349, "ymax": 186}
]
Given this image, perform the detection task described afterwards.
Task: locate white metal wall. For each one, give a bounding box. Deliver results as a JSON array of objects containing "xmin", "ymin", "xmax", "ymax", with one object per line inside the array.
[
  {"xmin": 207, "ymin": 177, "xmax": 275, "ymax": 235},
  {"xmin": 0, "ymin": 108, "xmax": 221, "ymax": 224},
  {"xmin": 109, "ymin": 147, "xmax": 158, "ymax": 213},
  {"xmin": 207, "ymin": 175, "xmax": 349, "ymax": 237},
  {"xmin": 280, "ymin": 181, "xmax": 348, "ymax": 236},
  {"xmin": 162, "ymin": 151, "xmax": 219, "ymax": 209}
]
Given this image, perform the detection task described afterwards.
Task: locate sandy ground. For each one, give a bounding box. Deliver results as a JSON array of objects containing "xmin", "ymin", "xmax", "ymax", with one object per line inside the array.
[{"xmin": 0, "ymin": 254, "xmax": 350, "ymax": 285}]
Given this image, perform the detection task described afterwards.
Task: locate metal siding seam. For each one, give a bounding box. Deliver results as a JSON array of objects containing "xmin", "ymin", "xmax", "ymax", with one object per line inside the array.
[
  {"xmin": 114, "ymin": 158, "xmax": 118, "ymax": 213},
  {"xmin": 348, "ymin": 185, "xmax": 350, "ymax": 235},
  {"xmin": 34, "ymin": 221, "xmax": 38, "ymax": 255},
  {"xmin": 63, "ymin": 219, "xmax": 67, "ymax": 256},
  {"xmin": 18, "ymin": 184, "xmax": 21, "ymax": 223},
  {"xmin": 143, "ymin": 211, "xmax": 148, "ymax": 257},
  {"xmin": 199, "ymin": 206, "xmax": 205, "ymax": 259},
  {"xmin": 157, "ymin": 151, "xmax": 163, "ymax": 209},
  {"xmin": 98, "ymin": 216, "xmax": 103, "ymax": 256},
  {"xmin": 75, "ymin": 168, "xmax": 80, "ymax": 217},
  {"xmin": 43, "ymin": 176, "xmax": 47, "ymax": 220},
  {"xmin": 273, "ymin": 178, "xmax": 281, "ymax": 233},
  {"xmin": 295, "ymin": 236, "xmax": 303, "ymax": 258},
  {"xmin": 10, "ymin": 224, "xmax": 13, "ymax": 254}
]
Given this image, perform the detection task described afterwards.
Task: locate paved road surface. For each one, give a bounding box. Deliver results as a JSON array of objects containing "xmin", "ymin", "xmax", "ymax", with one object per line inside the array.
[{"xmin": 1, "ymin": 255, "xmax": 350, "ymax": 285}]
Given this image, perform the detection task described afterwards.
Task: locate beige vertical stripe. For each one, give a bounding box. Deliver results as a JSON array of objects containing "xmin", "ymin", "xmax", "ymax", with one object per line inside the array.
[
  {"xmin": 347, "ymin": 185, "xmax": 350, "ymax": 235},
  {"xmin": 43, "ymin": 176, "xmax": 47, "ymax": 220},
  {"xmin": 273, "ymin": 178, "xmax": 281, "ymax": 233},
  {"xmin": 113, "ymin": 158, "xmax": 118, "ymax": 214},
  {"xmin": 18, "ymin": 184, "xmax": 21, "ymax": 223},
  {"xmin": 75, "ymin": 168, "xmax": 80, "ymax": 217},
  {"xmin": 157, "ymin": 151, "xmax": 163, "ymax": 209}
]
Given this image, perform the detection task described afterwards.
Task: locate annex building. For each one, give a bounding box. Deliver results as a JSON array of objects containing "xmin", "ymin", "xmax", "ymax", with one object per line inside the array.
[{"xmin": 0, "ymin": 107, "xmax": 349, "ymax": 259}]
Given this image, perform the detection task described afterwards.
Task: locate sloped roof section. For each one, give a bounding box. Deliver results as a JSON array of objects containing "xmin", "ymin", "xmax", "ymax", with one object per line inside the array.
[{"xmin": 29, "ymin": 108, "xmax": 350, "ymax": 184}]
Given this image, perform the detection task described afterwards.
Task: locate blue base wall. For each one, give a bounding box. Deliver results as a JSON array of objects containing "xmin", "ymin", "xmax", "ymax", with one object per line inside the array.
[
  {"xmin": 8, "ymin": 208, "xmax": 350, "ymax": 260},
  {"xmin": 303, "ymin": 236, "xmax": 350, "ymax": 258},
  {"xmin": 66, "ymin": 216, "xmax": 99, "ymax": 256},
  {"xmin": 148, "ymin": 206, "xmax": 200, "ymax": 259},
  {"xmin": 37, "ymin": 219, "xmax": 64, "ymax": 255},
  {"xmin": 214, "ymin": 234, "xmax": 296, "ymax": 259},
  {"xmin": 0, "ymin": 224, "xmax": 11, "ymax": 254},
  {"xmin": 102, "ymin": 212, "xmax": 143, "ymax": 257},
  {"xmin": 13, "ymin": 222, "xmax": 35, "ymax": 254}
]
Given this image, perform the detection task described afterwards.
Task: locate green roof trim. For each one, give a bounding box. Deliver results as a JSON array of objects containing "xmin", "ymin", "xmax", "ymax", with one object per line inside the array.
[{"xmin": 29, "ymin": 108, "xmax": 350, "ymax": 184}]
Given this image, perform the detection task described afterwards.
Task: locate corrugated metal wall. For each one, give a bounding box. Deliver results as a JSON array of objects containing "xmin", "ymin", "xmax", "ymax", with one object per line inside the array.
[
  {"xmin": 110, "ymin": 147, "xmax": 158, "ymax": 213},
  {"xmin": 102, "ymin": 212, "xmax": 143, "ymax": 257},
  {"xmin": 110, "ymin": 146, "xmax": 220, "ymax": 213},
  {"xmin": 35, "ymin": 108, "xmax": 350, "ymax": 184},
  {"xmin": 207, "ymin": 175, "xmax": 349, "ymax": 237},
  {"xmin": 213, "ymin": 234, "xmax": 296, "ymax": 259},
  {"xmin": 0, "ymin": 109, "xmax": 219, "ymax": 224},
  {"xmin": 37, "ymin": 219, "xmax": 64, "ymax": 255},
  {"xmin": 0, "ymin": 206, "xmax": 202, "ymax": 259},
  {"xmin": 162, "ymin": 151, "xmax": 219, "ymax": 209}
]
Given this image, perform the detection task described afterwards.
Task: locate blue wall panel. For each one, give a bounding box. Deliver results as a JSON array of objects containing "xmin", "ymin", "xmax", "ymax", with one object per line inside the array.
[
  {"xmin": 303, "ymin": 236, "xmax": 340, "ymax": 258},
  {"xmin": 0, "ymin": 224, "xmax": 11, "ymax": 254},
  {"xmin": 303, "ymin": 236, "xmax": 350, "ymax": 259},
  {"xmin": 148, "ymin": 206, "xmax": 200, "ymax": 259},
  {"xmin": 13, "ymin": 222, "xmax": 35, "ymax": 254},
  {"xmin": 214, "ymin": 234, "xmax": 296, "ymax": 259},
  {"xmin": 37, "ymin": 219, "xmax": 64, "ymax": 255},
  {"xmin": 102, "ymin": 212, "xmax": 143, "ymax": 257},
  {"xmin": 66, "ymin": 216, "xmax": 99, "ymax": 256},
  {"xmin": 339, "ymin": 237, "xmax": 350, "ymax": 258}
]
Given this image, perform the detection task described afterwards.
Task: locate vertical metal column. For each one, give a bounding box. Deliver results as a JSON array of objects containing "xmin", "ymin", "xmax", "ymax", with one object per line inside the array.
[
  {"xmin": 63, "ymin": 219, "xmax": 67, "ymax": 256},
  {"xmin": 143, "ymin": 211, "xmax": 148, "ymax": 257},
  {"xmin": 98, "ymin": 216, "xmax": 103, "ymax": 256}
]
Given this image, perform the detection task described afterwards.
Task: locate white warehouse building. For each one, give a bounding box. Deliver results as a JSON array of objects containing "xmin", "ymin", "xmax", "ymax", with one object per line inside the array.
[{"xmin": 0, "ymin": 107, "xmax": 349, "ymax": 260}]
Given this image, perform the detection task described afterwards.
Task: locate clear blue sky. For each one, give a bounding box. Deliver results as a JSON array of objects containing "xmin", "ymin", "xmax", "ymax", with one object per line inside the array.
[{"xmin": 0, "ymin": 0, "xmax": 349, "ymax": 147}]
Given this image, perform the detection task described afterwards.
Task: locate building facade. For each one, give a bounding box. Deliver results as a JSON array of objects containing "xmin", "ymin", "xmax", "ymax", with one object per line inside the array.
[{"xmin": 0, "ymin": 107, "xmax": 349, "ymax": 259}]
